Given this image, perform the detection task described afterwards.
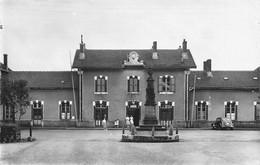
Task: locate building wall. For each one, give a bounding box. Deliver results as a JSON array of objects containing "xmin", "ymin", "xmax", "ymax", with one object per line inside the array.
[
  {"xmin": 81, "ymin": 69, "xmax": 186, "ymax": 127},
  {"xmin": 189, "ymin": 89, "xmax": 260, "ymax": 127},
  {"xmin": 18, "ymin": 89, "xmax": 78, "ymax": 126}
]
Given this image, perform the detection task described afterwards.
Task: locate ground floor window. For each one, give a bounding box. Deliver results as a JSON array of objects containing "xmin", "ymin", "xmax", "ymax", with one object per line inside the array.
[
  {"xmin": 159, "ymin": 101, "xmax": 174, "ymax": 127},
  {"xmin": 93, "ymin": 100, "xmax": 109, "ymax": 126},
  {"xmin": 195, "ymin": 101, "xmax": 208, "ymax": 120},
  {"xmin": 255, "ymin": 102, "xmax": 260, "ymax": 120},
  {"xmin": 31, "ymin": 100, "xmax": 44, "ymax": 126},
  {"xmin": 59, "ymin": 100, "xmax": 72, "ymax": 119},
  {"xmin": 4, "ymin": 105, "xmax": 13, "ymax": 120},
  {"xmin": 125, "ymin": 101, "xmax": 141, "ymax": 126},
  {"xmin": 225, "ymin": 101, "xmax": 238, "ymax": 120}
]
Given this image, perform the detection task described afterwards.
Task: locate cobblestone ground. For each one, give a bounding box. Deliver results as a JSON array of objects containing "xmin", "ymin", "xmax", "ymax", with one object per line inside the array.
[{"xmin": 0, "ymin": 129, "xmax": 260, "ymax": 165}]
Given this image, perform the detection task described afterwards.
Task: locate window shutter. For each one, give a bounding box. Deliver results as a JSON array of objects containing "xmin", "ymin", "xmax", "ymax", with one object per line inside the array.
[
  {"xmin": 127, "ymin": 79, "xmax": 130, "ymax": 92},
  {"xmin": 225, "ymin": 104, "xmax": 227, "ymax": 117},
  {"xmin": 137, "ymin": 78, "xmax": 140, "ymax": 92},
  {"xmin": 94, "ymin": 104, "xmax": 96, "ymax": 120},
  {"xmin": 235, "ymin": 104, "xmax": 238, "ymax": 120},
  {"xmin": 59, "ymin": 104, "xmax": 61, "ymax": 119},
  {"xmin": 3, "ymin": 105, "xmax": 6, "ymax": 119},
  {"xmin": 195, "ymin": 104, "xmax": 198, "ymax": 120},
  {"xmin": 158, "ymin": 77, "xmax": 162, "ymax": 92},
  {"xmin": 171, "ymin": 77, "xmax": 175, "ymax": 92},
  {"xmin": 105, "ymin": 78, "xmax": 107, "ymax": 92},
  {"xmin": 206, "ymin": 105, "xmax": 208, "ymax": 120},
  {"xmin": 95, "ymin": 78, "xmax": 97, "ymax": 92}
]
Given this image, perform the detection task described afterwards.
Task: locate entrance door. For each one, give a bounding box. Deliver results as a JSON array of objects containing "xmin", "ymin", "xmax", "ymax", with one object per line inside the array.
[
  {"xmin": 31, "ymin": 100, "xmax": 43, "ymax": 126},
  {"xmin": 159, "ymin": 101, "xmax": 174, "ymax": 127},
  {"xmin": 33, "ymin": 108, "xmax": 42, "ymax": 126},
  {"xmin": 93, "ymin": 101, "xmax": 108, "ymax": 127},
  {"xmin": 126, "ymin": 107, "xmax": 140, "ymax": 126},
  {"xmin": 94, "ymin": 108, "xmax": 108, "ymax": 126}
]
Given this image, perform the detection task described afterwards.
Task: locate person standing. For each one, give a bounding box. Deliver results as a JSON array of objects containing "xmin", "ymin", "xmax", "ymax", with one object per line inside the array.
[
  {"xmin": 130, "ymin": 116, "xmax": 134, "ymax": 129},
  {"xmin": 102, "ymin": 117, "xmax": 107, "ymax": 131},
  {"xmin": 126, "ymin": 116, "xmax": 130, "ymax": 128}
]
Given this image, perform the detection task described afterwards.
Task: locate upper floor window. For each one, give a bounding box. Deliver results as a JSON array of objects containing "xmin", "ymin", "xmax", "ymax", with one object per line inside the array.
[
  {"xmin": 94, "ymin": 75, "xmax": 108, "ymax": 94},
  {"xmin": 225, "ymin": 101, "xmax": 238, "ymax": 120},
  {"xmin": 127, "ymin": 76, "xmax": 140, "ymax": 93},
  {"xmin": 254, "ymin": 102, "xmax": 260, "ymax": 120},
  {"xmin": 195, "ymin": 101, "xmax": 208, "ymax": 120},
  {"xmin": 4, "ymin": 105, "xmax": 13, "ymax": 120},
  {"xmin": 59, "ymin": 100, "xmax": 72, "ymax": 119},
  {"xmin": 158, "ymin": 75, "xmax": 175, "ymax": 94}
]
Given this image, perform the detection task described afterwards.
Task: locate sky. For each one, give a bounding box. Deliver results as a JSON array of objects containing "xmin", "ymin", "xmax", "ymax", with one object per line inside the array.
[{"xmin": 0, "ymin": 0, "xmax": 259, "ymax": 71}]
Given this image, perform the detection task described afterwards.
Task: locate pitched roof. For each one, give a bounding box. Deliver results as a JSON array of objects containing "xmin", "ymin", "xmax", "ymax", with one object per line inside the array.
[
  {"xmin": 72, "ymin": 49, "xmax": 196, "ymax": 69},
  {"xmin": 189, "ymin": 70, "xmax": 259, "ymax": 90},
  {"xmin": 8, "ymin": 71, "xmax": 78, "ymax": 89}
]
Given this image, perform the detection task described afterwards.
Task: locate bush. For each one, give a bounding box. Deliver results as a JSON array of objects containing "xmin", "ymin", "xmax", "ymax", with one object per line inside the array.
[{"xmin": 0, "ymin": 123, "xmax": 21, "ymax": 143}]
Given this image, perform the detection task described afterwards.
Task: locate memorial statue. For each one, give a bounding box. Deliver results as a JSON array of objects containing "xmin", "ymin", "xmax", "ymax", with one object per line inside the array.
[{"xmin": 145, "ymin": 67, "xmax": 156, "ymax": 106}]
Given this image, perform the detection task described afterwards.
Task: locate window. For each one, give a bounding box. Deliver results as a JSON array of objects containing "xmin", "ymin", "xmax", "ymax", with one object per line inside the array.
[
  {"xmin": 195, "ymin": 101, "xmax": 208, "ymax": 120},
  {"xmin": 158, "ymin": 75, "xmax": 175, "ymax": 94},
  {"xmin": 59, "ymin": 100, "xmax": 72, "ymax": 119},
  {"xmin": 4, "ymin": 105, "xmax": 13, "ymax": 120},
  {"xmin": 127, "ymin": 76, "xmax": 140, "ymax": 93},
  {"xmin": 225, "ymin": 101, "xmax": 238, "ymax": 120},
  {"xmin": 255, "ymin": 102, "xmax": 260, "ymax": 120},
  {"xmin": 93, "ymin": 100, "xmax": 109, "ymax": 126},
  {"xmin": 94, "ymin": 75, "xmax": 108, "ymax": 94}
]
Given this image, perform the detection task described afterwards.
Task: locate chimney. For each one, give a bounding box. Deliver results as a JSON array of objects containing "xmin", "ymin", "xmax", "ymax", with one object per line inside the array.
[
  {"xmin": 3, "ymin": 54, "xmax": 8, "ymax": 70},
  {"xmin": 152, "ymin": 41, "xmax": 158, "ymax": 59},
  {"xmin": 182, "ymin": 39, "xmax": 187, "ymax": 52},
  {"xmin": 203, "ymin": 59, "xmax": 213, "ymax": 77},
  {"xmin": 78, "ymin": 35, "xmax": 85, "ymax": 59}
]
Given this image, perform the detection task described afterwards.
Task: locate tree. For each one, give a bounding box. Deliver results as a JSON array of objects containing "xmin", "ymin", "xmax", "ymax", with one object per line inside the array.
[{"xmin": 1, "ymin": 76, "xmax": 30, "ymax": 124}]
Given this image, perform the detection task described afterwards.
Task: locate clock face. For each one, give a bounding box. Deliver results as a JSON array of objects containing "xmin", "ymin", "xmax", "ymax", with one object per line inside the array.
[
  {"xmin": 129, "ymin": 51, "xmax": 138, "ymax": 61},
  {"xmin": 131, "ymin": 53, "xmax": 136, "ymax": 59}
]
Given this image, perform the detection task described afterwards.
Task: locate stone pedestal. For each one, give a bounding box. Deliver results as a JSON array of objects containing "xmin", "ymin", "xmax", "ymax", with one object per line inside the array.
[{"xmin": 143, "ymin": 106, "xmax": 158, "ymax": 125}]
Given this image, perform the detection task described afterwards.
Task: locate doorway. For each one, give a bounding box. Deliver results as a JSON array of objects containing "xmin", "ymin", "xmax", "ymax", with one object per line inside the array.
[
  {"xmin": 126, "ymin": 101, "xmax": 141, "ymax": 126},
  {"xmin": 31, "ymin": 101, "xmax": 43, "ymax": 126}
]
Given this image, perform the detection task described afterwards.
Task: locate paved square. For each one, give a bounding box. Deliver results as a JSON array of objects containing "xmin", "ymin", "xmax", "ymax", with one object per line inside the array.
[{"xmin": 1, "ymin": 129, "xmax": 260, "ymax": 164}]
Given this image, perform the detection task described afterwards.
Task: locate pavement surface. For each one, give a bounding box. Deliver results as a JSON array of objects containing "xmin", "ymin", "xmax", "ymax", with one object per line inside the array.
[{"xmin": 0, "ymin": 129, "xmax": 260, "ymax": 165}]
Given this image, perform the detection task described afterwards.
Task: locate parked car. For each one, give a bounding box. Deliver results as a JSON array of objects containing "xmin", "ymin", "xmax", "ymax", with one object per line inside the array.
[{"xmin": 212, "ymin": 117, "xmax": 234, "ymax": 130}]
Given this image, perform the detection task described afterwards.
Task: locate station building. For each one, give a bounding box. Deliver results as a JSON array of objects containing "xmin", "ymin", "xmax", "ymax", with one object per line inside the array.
[{"xmin": 0, "ymin": 38, "xmax": 259, "ymax": 128}]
